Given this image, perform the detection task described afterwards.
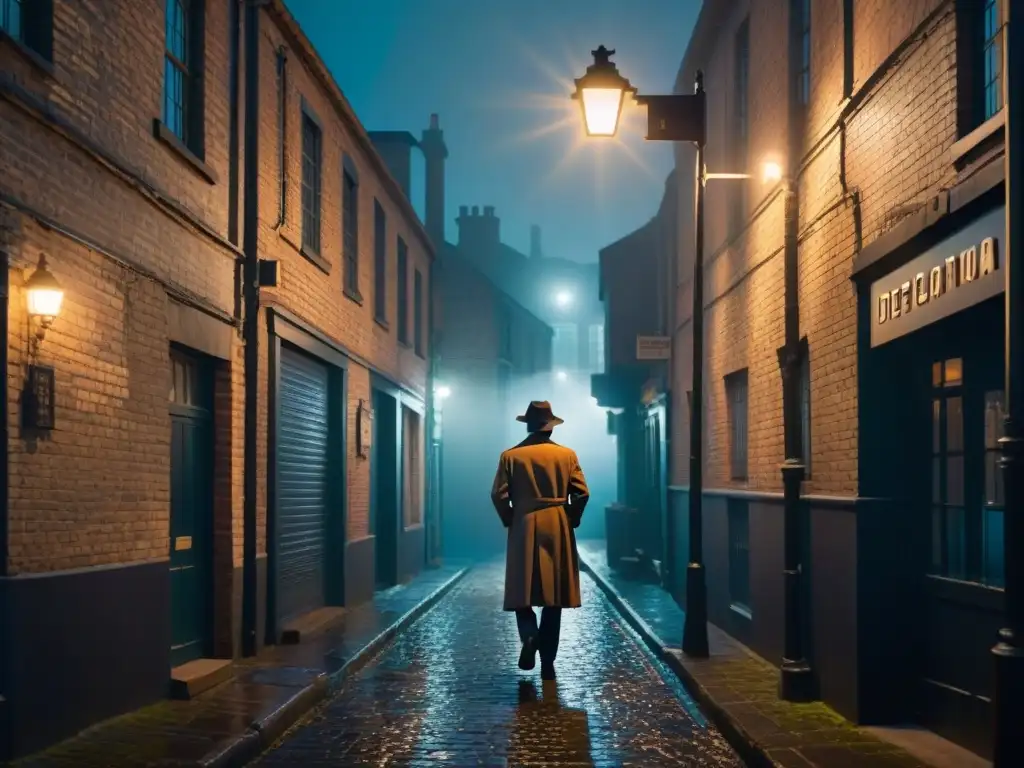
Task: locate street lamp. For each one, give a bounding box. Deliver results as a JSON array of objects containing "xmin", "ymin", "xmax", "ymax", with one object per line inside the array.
[
  {"xmin": 556, "ymin": 370, "xmax": 569, "ymax": 382},
  {"xmin": 574, "ymin": 47, "xmax": 711, "ymax": 658},
  {"xmin": 555, "ymin": 290, "xmax": 573, "ymax": 309},
  {"xmin": 435, "ymin": 384, "xmax": 452, "ymax": 400},
  {"xmin": 25, "ymin": 254, "xmax": 64, "ymax": 350}
]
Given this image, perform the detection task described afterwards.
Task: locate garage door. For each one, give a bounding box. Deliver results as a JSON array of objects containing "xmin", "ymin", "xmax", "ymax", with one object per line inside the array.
[{"xmin": 278, "ymin": 345, "xmax": 330, "ymax": 622}]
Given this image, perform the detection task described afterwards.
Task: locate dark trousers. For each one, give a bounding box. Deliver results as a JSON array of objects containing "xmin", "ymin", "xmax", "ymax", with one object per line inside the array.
[{"xmin": 515, "ymin": 607, "xmax": 562, "ymax": 663}]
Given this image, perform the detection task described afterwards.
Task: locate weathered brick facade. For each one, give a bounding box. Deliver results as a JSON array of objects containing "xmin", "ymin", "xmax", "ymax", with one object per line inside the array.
[{"xmin": 667, "ymin": 0, "xmax": 1008, "ymax": 756}]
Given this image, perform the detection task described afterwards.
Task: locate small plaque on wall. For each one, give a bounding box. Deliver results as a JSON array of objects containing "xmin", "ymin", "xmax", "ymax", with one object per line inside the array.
[
  {"xmin": 357, "ymin": 400, "xmax": 373, "ymax": 458},
  {"xmin": 25, "ymin": 364, "xmax": 56, "ymax": 431}
]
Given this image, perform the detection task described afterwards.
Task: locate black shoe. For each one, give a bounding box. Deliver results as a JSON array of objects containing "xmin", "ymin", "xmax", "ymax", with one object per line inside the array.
[
  {"xmin": 518, "ymin": 636, "xmax": 537, "ymax": 670},
  {"xmin": 540, "ymin": 661, "xmax": 556, "ymax": 681}
]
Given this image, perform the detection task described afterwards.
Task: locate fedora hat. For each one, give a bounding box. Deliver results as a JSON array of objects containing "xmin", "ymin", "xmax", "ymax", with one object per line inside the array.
[{"xmin": 515, "ymin": 400, "xmax": 564, "ymax": 432}]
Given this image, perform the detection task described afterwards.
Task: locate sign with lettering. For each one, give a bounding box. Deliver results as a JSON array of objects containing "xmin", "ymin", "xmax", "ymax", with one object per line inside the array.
[
  {"xmin": 637, "ymin": 335, "xmax": 671, "ymax": 361},
  {"xmin": 870, "ymin": 206, "xmax": 1005, "ymax": 347}
]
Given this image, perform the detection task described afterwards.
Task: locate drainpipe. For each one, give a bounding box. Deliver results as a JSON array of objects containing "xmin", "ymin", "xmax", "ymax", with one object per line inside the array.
[
  {"xmin": 227, "ymin": 0, "xmax": 241, "ymax": 249},
  {"xmin": 240, "ymin": 0, "xmax": 262, "ymax": 659},
  {"xmin": 0, "ymin": 235, "xmax": 8, "ymax": 578},
  {"xmin": 274, "ymin": 46, "xmax": 287, "ymax": 230}
]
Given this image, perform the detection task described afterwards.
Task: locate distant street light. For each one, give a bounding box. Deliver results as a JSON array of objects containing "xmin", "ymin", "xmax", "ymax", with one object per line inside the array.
[
  {"xmin": 556, "ymin": 371, "xmax": 568, "ymax": 382},
  {"xmin": 435, "ymin": 385, "xmax": 452, "ymax": 400},
  {"xmin": 555, "ymin": 290, "xmax": 573, "ymax": 308}
]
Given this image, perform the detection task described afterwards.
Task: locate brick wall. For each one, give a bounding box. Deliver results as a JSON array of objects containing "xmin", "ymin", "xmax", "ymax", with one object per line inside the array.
[
  {"xmin": 671, "ymin": 0, "xmax": 963, "ymax": 497},
  {"xmin": 256, "ymin": 7, "xmax": 432, "ymax": 541},
  {"xmin": 0, "ymin": 0, "xmax": 239, "ymax": 573}
]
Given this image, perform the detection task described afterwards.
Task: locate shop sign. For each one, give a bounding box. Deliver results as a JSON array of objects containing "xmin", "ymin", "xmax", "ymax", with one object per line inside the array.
[{"xmin": 870, "ymin": 206, "xmax": 1004, "ymax": 347}]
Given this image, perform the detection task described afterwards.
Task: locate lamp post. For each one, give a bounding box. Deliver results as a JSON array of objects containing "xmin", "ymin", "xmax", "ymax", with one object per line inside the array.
[
  {"xmin": 994, "ymin": 0, "xmax": 1024, "ymax": 764},
  {"xmin": 573, "ymin": 46, "xmax": 710, "ymax": 657}
]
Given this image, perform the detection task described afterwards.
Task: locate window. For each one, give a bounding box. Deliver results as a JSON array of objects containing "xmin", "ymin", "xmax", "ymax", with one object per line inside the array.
[
  {"xmin": 795, "ymin": 0, "xmax": 811, "ymax": 106},
  {"xmin": 397, "ymin": 238, "xmax": 409, "ymax": 344},
  {"xmin": 726, "ymin": 369, "xmax": 749, "ymax": 481},
  {"xmin": 402, "ymin": 406, "xmax": 423, "ymax": 527},
  {"xmin": 958, "ymin": 0, "xmax": 1004, "ymax": 132},
  {"xmin": 728, "ymin": 499, "xmax": 751, "ymax": 616},
  {"xmin": 930, "ymin": 358, "xmax": 967, "ymax": 580},
  {"xmin": 1, "ymin": 0, "xmax": 52, "ymax": 58},
  {"xmin": 413, "ymin": 268, "xmax": 424, "ymax": 357},
  {"xmin": 588, "ymin": 324, "xmax": 605, "ymax": 371},
  {"xmin": 301, "ymin": 112, "xmax": 322, "ymax": 255},
  {"xmin": 552, "ymin": 323, "xmax": 579, "ymax": 370},
  {"xmin": 343, "ymin": 167, "xmax": 360, "ymax": 297},
  {"xmin": 1, "ymin": 0, "xmax": 21, "ymax": 41},
  {"xmin": 799, "ymin": 354, "xmax": 811, "ymax": 476},
  {"xmin": 373, "ymin": 199, "xmax": 386, "ymax": 323},
  {"xmin": 730, "ymin": 19, "xmax": 750, "ymax": 236},
  {"xmin": 983, "ymin": 389, "xmax": 1006, "ymax": 586},
  {"xmin": 163, "ymin": 0, "xmax": 204, "ymax": 154}
]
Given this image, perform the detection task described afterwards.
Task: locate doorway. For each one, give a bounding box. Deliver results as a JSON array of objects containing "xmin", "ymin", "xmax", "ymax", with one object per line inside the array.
[
  {"xmin": 373, "ymin": 389, "xmax": 399, "ymax": 589},
  {"xmin": 169, "ymin": 348, "xmax": 214, "ymax": 668}
]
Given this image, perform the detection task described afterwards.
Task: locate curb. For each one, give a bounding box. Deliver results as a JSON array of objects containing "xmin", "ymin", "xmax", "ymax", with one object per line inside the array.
[
  {"xmin": 580, "ymin": 556, "xmax": 777, "ymax": 768},
  {"xmin": 199, "ymin": 566, "xmax": 472, "ymax": 768}
]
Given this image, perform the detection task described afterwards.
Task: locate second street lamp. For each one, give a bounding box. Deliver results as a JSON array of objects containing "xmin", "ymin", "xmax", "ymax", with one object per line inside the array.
[{"xmin": 573, "ymin": 46, "xmax": 710, "ymax": 657}]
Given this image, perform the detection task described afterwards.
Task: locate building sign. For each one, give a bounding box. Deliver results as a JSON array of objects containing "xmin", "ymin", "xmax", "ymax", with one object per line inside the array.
[
  {"xmin": 870, "ymin": 206, "xmax": 1004, "ymax": 347},
  {"xmin": 637, "ymin": 335, "xmax": 671, "ymax": 361}
]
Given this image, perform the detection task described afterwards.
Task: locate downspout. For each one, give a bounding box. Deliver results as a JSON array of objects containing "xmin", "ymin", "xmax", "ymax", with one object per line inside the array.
[
  {"xmin": 228, "ymin": 0, "xmax": 242, "ymax": 328},
  {"xmin": 241, "ymin": 0, "xmax": 262, "ymax": 658},
  {"xmin": 0, "ymin": 235, "xmax": 8, "ymax": 578}
]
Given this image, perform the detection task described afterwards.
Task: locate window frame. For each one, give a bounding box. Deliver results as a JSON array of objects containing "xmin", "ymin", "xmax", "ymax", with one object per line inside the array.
[
  {"xmin": 162, "ymin": 0, "xmax": 205, "ymax": 157},
  {"xmin": 342, "ymin": 155, "xmax": 361, "ymax": 301},
  {"xmin": 413, "ymin": 268, "xmax": 424, "ymax": 357},
  {"xmin": 300, "ymin": 108, "xmax": 323, "ymax": 257},
  {"xmin": 956, "ymin": 0, "xmax": 1005, "ymax": 136},
  {"xmin": 373, "ymin": 198, "xmax": 387, "ymax": 325},
  {"xmin": 725, "ymin": 369, "xmax": 749, "ymax": 482},
  {"xmin": 397, "ymin": 238, "xmax": 409, "ymax": 345}
]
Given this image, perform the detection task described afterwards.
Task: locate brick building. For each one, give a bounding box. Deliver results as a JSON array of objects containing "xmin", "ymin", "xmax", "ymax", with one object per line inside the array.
[
  {"xmin": 668, "ymin": 0, "xmax": 1007, "ymax": 757},
  {"xmin": 0, "ymin": 0, "xmax": 433, "ymax": 758}
]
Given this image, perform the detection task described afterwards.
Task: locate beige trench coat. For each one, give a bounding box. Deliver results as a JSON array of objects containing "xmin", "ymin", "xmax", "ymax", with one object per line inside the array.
[{"xmin": 491, "ymin": 433, "xmax": 590, "ymax": 610}]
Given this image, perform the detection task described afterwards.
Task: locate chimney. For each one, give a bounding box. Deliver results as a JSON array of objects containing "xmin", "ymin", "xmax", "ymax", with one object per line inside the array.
[
  {"xmin": 368, "ymin": 131, "xmax": 418, "ymax": 199},
  {"xmin": 456, "ymin": 204, "xmax": 501, "ymax": 255},
  {"xmin": 530, "ymin": 224, "xmax": 542, "ymax": 259},
  {"xmin": 420, "ymin": 113, "xmax": 448, "ymax": 248}
]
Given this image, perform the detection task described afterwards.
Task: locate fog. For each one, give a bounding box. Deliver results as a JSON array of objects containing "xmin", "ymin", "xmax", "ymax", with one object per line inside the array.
[{"xmin": 439, "ymin": 369, "xmax": 617, "ymax": 561}]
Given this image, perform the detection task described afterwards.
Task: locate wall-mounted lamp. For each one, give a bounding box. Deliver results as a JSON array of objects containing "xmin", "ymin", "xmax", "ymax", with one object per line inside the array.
[
  {"xmin": 25, "ymin": 254, "xmax": 64, "ymax": 348},
  {"xmin": 435, "ymin": 384, "xmax": 452, "ymax": 400}
]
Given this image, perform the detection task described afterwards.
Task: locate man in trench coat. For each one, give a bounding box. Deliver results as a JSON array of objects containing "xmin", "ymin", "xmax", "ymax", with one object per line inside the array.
[{"xmin": 491, "ymin": 400, "xmax": 590, "ymax": 680}]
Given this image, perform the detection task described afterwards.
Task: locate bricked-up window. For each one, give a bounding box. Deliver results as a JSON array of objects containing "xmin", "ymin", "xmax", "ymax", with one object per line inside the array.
[
  {"xmin": 725, "ymin": 369, "xmax": 749, "ymax": 481},
  {"xmin": 373, "ymin": 199, "xmax": 387, "ymax": 323},
  {"xmin": 728, "ymin": 499, "xmax": 751, "ymax": 616},
  {"xmin": 403, "ymin": 406, "xmax": 424, "ymax": 526},
  {"xmin": 729, "ymin": 19, "xmax": 750, "ymax": 237},
  {"xmin": 413, "ymin": 268, "xmax": 424, "ymax": 357},
  {"xmin": 301, "ymin": 112, "xmax": 323, "ymax": 255},
  {"xmin": 163, "ymin": 0, "xmax": 204, "ymax": 154},
  {"xmin": 794, "ymin": 0, "xmax": 811, "ymax": 106},
  {"xmin": 397, "ymin": 237, "xmax": 409, "ymax": 344},
  {"xmin": 343, "ymin": 168, "xmax": 360, "ymax": 298},
  {"xmin": 799, "ymin": 355, "xmax": 811, "ymax": 476}
]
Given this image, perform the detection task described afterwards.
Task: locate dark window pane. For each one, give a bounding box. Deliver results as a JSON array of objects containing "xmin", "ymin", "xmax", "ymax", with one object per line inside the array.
[
  {"xmin": 931, "ymin": 506, "xmax": 943, "ymax": 571},
  {"xmin": 932, "ymin": 399, "xmax": 941, "ymax": 453},
  {"xmin": 983, "ymin": 507, "xmax": 1005, "ymax": 587},
  {"xmin": 985, "ymin": 390, "xmax": 1006, "ymax": 448},
  {"xmin": 932, "ymin": 456, "xmax": 942, "ymax": 503},
  {"xmin": 946, "ymin": 455, "xmax": 964, "ymax": 506},
  {"xmin": 947, "ymin": 396, "xmax": 964, "ymax": 452},
  {"xmin": 945, "ymin": 506, "xmax": 967, "ymax": 579},
  {"xmin": 2, "ymin": 0, "xmax": 23, "ymax": 41}
]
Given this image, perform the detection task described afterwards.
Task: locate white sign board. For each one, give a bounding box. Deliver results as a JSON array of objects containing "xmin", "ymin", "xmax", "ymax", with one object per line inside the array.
[{"xmin": 636, "ymin": 335, "xmax": 671, "ymax": 361}]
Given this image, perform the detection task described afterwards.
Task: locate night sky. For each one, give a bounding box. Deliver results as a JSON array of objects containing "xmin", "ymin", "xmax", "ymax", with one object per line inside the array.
[{"xmin": 285, "ymin": 0, "xmax": 700, "ymax": 262}]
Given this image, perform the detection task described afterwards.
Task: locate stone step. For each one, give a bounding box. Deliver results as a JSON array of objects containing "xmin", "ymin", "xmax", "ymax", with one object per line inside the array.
[
  {"xmin": 169, "ymin": 657, "xmax": 234, "ymax": 700},
  {"xmin": 280, "ymin": 606, "xmax": 346, "ymax": 645}
]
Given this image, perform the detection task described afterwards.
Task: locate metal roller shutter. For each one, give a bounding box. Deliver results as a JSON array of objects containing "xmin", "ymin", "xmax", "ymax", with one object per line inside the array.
[{"xmin": 277, "ymin": 345, "xmax": 330, "ymax": 622}]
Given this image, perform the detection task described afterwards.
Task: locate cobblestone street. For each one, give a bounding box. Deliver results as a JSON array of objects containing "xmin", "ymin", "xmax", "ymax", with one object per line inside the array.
[{"xmin": 254, "ymin": 560, "xmax": 741, "ymax": 767}]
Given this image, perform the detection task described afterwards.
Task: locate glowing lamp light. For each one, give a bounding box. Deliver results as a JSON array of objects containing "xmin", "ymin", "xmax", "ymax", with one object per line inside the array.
[
  {"xmin": 762, "ymin": 161, "xmax": 784, "ymax": 184},
  {"xmin": 556, "ymin": 371, "xmax": 569, "ymax": 382},
  {"xmin": 435, "ymin": 385, "xmax": 452, "ymax": 400},
  {"xmin": 555, "ymin": 290, "xmax": 573, "ymax": 308},
  {"xmin": 572, "ymin": 46, "xmax": 635, "ymax": 138},
  {"xmin": 25, "ymin": 254, "xmax": 64, "ymax": 340}
]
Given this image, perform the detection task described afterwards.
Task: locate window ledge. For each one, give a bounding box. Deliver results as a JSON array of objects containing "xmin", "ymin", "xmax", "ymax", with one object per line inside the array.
[
  {"xmin": 374, "ymin": 316, "xmax": 389, "ymax": 331},
  {"xmin": 344, "ymin": 287, "xmax": 363, "ymax": 306},
  {"xmin": 300, "ymin": 245, "xmax": 330, "ymax": 274},
  {"xmin": 730, "ymin": 603, "xmax": 753, "ymax": 621},
  {"xmin": 152, "ymin": 119, "xmax": 218, "ymax": 185},
  {"xmin": 0, "ymin": 30, "xmax": 54, "ymax": 77},
  {"xmin": 950, "ymin": 109, "xmax": 1005, "ymax": 168}
]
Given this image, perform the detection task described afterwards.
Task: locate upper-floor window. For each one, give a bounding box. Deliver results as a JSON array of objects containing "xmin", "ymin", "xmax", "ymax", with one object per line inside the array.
[
  {"xmin": 729, "ymin": 19, "xmax": 750, "ymax": 237},
  {"xmin": 397, "ymin": 237, "xmax": 409, "ymax": 345},
  {"xmin": 1, "ymin": 0, "xmax": 53, "ymax": 59},
  {"xmin": 1, "ymin": 0, "xmax": 22, "ymax": 41},
  {"xmin": 373, "ymin": 199, "xmax": 387, "ymax": 324},
  {"xmin": 163, "ymin": 0, "xmax": 204, "ymax": 155},
  {"xmin": 552, "ymin": 323, "xmax": 578, "ymax": 370},
  {"xmin": 301, "ymin": 112, "xmax": 322, "ymax": 255},
  {"xmin": 795, "ymin": 0, "xmax": 811, "ymax": 106},
  {"xmin": 957, "ymin": 0, "xmax": 1004, "ymax": 133},
  {"xmin": 343, "ymin": 166, "xmax": 360, "ymax": 298},
  {"xmin": 588, "ymin": 324, "xmax": 605, "ymax": 371},
  {"xmin": 726, "ymin": 368, "xmax": 749, "ymax": 481},
  {"xmin": 413, "ymin": 268, "xmax": 425, "ymax": 357}
]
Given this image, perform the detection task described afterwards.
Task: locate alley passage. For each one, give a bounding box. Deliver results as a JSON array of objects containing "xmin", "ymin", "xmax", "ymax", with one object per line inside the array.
[{"xmin": 254, "ymin": 561, "xmax": 742, "ymax": 767}]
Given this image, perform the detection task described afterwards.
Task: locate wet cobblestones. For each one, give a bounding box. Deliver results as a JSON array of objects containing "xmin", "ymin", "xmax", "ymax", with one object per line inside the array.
[{"xmin": 254, "ymin": 561, "xmax": 742, "ymax": 767}]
